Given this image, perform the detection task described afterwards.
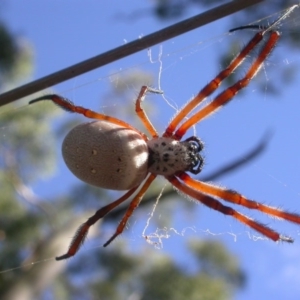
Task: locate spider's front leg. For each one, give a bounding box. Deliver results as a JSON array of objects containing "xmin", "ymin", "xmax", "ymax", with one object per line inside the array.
[
  {"xmin": 178, "ymin": 172, "xmax": 300, "ymax": 226},
  {"xmin": 168, "ymin": 175, "xmax": 293, "ymax": 243},
  {"xmin": 135, "ymin": 86, "xmax": 163, "ymax": 138},
  {"xmin": 164, "ymin": 5, "xmax": 298, "ymax": 139},
  {"xmin": 174, "ymin": 30, "xmax": 280, "ymax": 139},
  {"xmin": 163, "ymin": 27, "xmax": 271, "ymax": 138}
]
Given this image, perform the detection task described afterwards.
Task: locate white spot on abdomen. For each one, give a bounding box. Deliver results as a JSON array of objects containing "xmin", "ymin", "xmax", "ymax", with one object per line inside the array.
[{"xmin": 62, "ymin": 121, "xmax": 149, "ymax": 190}]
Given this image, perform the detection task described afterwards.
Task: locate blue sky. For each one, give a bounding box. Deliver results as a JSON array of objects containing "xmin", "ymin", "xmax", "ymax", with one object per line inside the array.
[{"xmin": 2, "ymin": 1, "xmax": 300, "ymax": 299}]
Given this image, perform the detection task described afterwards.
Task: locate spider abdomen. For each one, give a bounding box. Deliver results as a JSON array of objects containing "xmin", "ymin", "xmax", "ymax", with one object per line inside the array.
[{"xmin": 62, "ymin": 121, "xmax": 149, "ymax": 190}]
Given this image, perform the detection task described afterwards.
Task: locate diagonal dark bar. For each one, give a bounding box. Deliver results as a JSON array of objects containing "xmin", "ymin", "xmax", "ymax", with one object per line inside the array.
[{"xmin": 0, "ymin": 0, "xmax": 263, "ymax": 107}]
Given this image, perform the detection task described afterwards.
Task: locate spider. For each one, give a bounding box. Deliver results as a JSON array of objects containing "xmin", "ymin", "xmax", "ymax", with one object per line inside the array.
[{"xmin": 30, "ymin": 9, "xmax": 300, "ymax": 261}]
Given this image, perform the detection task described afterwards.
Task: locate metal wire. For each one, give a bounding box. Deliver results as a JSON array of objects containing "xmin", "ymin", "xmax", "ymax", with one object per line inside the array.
[{"xmin": 0, "ymin": 0, "xmax": 264, "ymax": 107}]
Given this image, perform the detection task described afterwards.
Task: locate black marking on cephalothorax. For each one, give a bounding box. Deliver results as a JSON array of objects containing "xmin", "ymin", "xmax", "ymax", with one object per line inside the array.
[{"xmin": 147, "ymin": 136, "xmax": 204, "ymax": 176}]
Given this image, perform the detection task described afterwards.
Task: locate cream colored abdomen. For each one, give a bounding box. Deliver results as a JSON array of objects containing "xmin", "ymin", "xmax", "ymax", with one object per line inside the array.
[{"xmin": 62, "ymin": 121, "xmax": 149, "ymax": 190}]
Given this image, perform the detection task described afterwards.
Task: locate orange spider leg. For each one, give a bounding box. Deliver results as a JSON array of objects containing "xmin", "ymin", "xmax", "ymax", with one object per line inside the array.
[
  {"xmin": 56, "ymin": 186, "xmax": 139, "ymax": 260},
  {"xmin": 178, "ymin": 172, "xmax": 300, "ymax": 225},
  {"xmin": 174, "ymin": 30, "xmax": 280, "ymax": 139},
  {"xmin": 135, "ymin": 86, "xmax": 163, "ymax": 138},
  {"xmin": 168, "ymin": 175, "xmax": 293, "ymax": 243},
  {"xmin": 165, "ymin": 4, "xmax": 297, "ymax": 140},
  {"xmin": 103, "ymin": 173, "xmax": 157, "ymax": 247},
  {"xmin": 164, "ymin": 30, "xmax": 273, "ymax": 138},
  {"xmin": 29, "ymin": 94, "xmax": 149, "ymax": 141}
]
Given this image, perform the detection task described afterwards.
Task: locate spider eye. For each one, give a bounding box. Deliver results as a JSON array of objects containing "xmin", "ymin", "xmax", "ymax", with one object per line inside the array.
[{"xmin": 188, "ymin": 143, "xmax": 197, "ymax": 152}]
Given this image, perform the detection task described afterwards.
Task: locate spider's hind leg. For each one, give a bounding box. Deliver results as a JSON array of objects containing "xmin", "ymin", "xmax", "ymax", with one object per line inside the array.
[
  {"xmin": 55, "ymin": 187, "xmax": 139, "ymax": 260},
  {"xmin": 178, "ymin": 172, "xmax": 300, "ymax": 225},
  {"xmin": 168, "ymin": 175, "xmax": 294, "ymax": 243}
]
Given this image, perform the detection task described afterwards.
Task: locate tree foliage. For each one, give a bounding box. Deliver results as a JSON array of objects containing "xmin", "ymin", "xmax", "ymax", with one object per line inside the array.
[{"xmin": 0, "ymin": 22, "xmax": 32, "ymax": 88}]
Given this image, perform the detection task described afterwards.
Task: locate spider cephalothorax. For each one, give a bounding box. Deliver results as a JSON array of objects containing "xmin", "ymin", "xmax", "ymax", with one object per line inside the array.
[
  {"xmin": 29, "ymin": 6, "xmax": 300, "ymax": 261},
  {"xmin": 147, "ymin": 136, "xmax": 204, "ymax": 176}
]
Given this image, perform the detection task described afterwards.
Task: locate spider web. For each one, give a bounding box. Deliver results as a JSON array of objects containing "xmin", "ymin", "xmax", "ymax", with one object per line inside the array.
[{"xmin": 1, "ymin": 3, "xmax": 300, "ymax": 300}]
